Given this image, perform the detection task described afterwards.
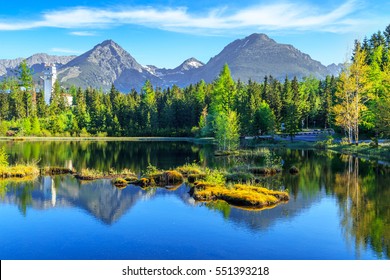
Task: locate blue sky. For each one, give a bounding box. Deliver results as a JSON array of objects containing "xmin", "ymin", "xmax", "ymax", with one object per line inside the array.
[{"xmin": 0, "ymin": 0, "xmax": 389, "ymax": 68}]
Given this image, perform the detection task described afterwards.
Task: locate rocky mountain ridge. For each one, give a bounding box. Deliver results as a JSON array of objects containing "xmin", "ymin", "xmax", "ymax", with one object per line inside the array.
[{"xmin": 0, "ymin": 34, "xmax": 340, "ymax": 92}]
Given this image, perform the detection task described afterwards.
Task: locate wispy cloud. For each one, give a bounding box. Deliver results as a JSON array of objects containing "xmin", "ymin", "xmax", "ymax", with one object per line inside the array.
[
  {"xmin": 50, "ymin": 48, "xmax": 80, "ymax": 54},
  {"xmin": 0, "ymin": 0, "xmax": 377, "ymax": 34},
  {"xmin": 70, "ymin": 31, "xmax": 97, "ymax": 36}
]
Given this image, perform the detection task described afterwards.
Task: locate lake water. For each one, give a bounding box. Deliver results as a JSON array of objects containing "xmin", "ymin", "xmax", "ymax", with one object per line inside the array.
[{"xmin": 0, "ymin": 141, "xmax": 389, "ymax": 260}]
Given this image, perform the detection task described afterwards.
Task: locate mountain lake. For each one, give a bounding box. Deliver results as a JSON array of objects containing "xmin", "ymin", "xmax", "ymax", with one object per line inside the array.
[{"xmin": 0, "ymin": 140, "xmax": 389, "ymax": 260}]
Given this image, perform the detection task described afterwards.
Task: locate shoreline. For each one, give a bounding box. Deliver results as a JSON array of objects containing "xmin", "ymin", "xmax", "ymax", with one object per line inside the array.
[
  {"xmin": 0, "ymin": 136, "xmax": 214, "ymax": 143},
  {"xmin": 1, "ymin": 136, "xmax": 389, "ymax": 163}
]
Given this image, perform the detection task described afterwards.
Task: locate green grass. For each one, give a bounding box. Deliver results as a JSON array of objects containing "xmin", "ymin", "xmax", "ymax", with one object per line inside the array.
[
  {"xmin": 192, "ymin": 182, "xmax": 289, "ymax": 209},
  {"xmin": 0, "ymin": 164, "xmax": 39, "ymax": 178},
  {"xmin": 41, "ymin": 166, "xmax": 75, "ymax": 175},
  {"xmin": 328, "ymin": 142, "xmax": 390, "ymax": 162},
  {"xmin": 74, "ymin": 168, "xmax": 136, "ymax": 181},
  {"xmin": 175, "ymin": 163, "xmax": 203, "ymax": 176}
]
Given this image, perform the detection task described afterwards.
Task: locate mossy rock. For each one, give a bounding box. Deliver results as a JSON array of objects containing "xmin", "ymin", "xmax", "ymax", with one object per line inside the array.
[
  {"xmin": 175, "ymin": 165, "xmax": 203, "ymax": 176},
  {"xmin": 74, "ymin": 174, "xmax": 96, "ymax": 180},
  {"xmin": 136, "ymin": 177, "xmax": 151, "ymax": 186},
  {"xmin": 124, "ymin": 176, "xmax": 138, "ymax": 183},
  {"xmin": 162, "ymin": 170, "xmax": 184, "ymax": 184},
  {"xmin": 41, "ymin": 166, "xmax": 74, "ymax": 175},
  {"xmin": 188, "ymin": 173, "xmax": 206, "ymax": 183},
  {"xmin": 112, "ymin": 177, "xmax": 128, "ymax": 187},
  {"xmin": 147, "ymin": 172, "xmax": 164, "ymax": 184},
  {"xmin": 289, "ymin": 166, "xmax": 299, "ymax": 174}
]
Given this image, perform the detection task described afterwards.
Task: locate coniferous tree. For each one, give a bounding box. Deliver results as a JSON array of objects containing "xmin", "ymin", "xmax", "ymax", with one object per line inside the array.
[{"xmin": 283, "ymin": 77, "xmax": 301, "ymax": 140}]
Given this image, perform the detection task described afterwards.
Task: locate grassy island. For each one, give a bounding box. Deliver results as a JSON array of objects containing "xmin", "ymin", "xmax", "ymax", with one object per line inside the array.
[
  {"xmin": 191, "ymin": 182, "xmax": 289, "ymax": 208},
  {"xmin": 0, "ymin": 147, "xmax": 39, "ymax": 179},
  {"xmin": 117, "ymin": 163, "xmax": 290, "ymax": 209},
  {"xmin": 0, "ymin": 164, "xmax": 39, "ymax": 179}
]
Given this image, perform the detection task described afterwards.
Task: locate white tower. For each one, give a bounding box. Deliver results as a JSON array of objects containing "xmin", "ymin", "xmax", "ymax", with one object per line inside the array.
[{"xmin": 42, "ymin": 64, "xmax": 57, "ymax": 104}]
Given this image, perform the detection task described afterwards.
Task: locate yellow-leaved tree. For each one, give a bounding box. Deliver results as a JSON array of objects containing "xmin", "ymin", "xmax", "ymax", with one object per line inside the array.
[{"xmin": 333, "ymin": 42, "xmax": 370, "ymax": 144}]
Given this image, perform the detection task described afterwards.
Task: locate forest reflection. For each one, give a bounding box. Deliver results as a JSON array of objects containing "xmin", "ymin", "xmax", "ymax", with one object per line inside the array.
[
  {"xmin": 0, "ymin": 142, "xmax": 389, "ymax": 259},
  {"xmin": 334, "ymin": 155, "xmax": 389, "ymax": 259}
]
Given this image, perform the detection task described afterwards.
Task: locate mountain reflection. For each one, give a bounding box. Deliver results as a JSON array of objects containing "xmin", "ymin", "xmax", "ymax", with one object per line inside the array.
[
  {"xmin": 0, "ymin": 146, "xmax": 389, "ymax": 259},
  {"xmin": 0, "ymin": 174, "xmax": 320, "ymax": 229}
]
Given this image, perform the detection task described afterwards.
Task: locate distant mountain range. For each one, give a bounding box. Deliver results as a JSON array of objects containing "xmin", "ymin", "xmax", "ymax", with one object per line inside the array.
[{"xmin": 0, "ymin": 33, "xmax": 343, "ymax": 92}]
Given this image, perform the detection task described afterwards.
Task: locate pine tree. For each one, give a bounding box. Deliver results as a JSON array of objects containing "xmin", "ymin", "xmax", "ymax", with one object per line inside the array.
[
  {"xmin": 283, "ymin": 77, "xmax": 301, "ymax": 140},
  {"xmin": 210, "ymin": 64, "xmax": 237, "ymax": 115}
]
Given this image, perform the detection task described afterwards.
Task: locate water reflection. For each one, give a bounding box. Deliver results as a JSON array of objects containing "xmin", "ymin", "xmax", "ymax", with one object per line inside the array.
[
  {"xmin": 333, "ymin": 155, "xmax": 390, "ymax": 259},
  {"xmin": 0, "ymin": 142, "xmax": 389, "ymax": 259},
  {"xmin": 2, "ymin": 141, "xmax": 215, "ymax": 172},
  {"xmin": 1, "ymin": 175, "xmax": 196, "ymax": 225}
]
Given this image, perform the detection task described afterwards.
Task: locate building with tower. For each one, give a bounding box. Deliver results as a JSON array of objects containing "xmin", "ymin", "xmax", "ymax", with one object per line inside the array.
[{"xmin": 41, "ymin": 63, "xmax": 57, "ymax": 104}]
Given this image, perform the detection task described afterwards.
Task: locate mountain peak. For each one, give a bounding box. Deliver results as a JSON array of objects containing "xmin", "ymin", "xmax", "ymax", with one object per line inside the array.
[
  {"xmin": 242, "ymin": 33, "xmax": 277, "ymax": 45},
  {"xmin": 177, "ymin": 57, "xmax": 204, "ymax": 71},
  {"xmin": 99, "ymin": 39, "xmax": 117, "ymax": 47}
]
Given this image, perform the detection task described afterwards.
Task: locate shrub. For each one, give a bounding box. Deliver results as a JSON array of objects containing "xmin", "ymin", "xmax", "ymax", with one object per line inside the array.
[
  {"xmin": 145, "ymin": 163, "xmax": 160, "ymax": 176},
  {"xmin": 204, "ymin": 168, "xmax": 226, "ymax": 185}
]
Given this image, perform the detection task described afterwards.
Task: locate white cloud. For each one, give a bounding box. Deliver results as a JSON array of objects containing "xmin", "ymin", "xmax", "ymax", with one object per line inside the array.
[
  {"xmin": 50, "ymin": 48, "xmax": 80, "ymax": 54},
  {"xmin": 70, "ymin": 31, "xmax": 97, "ymax": 36},
  {"xmin": 0, "ymin": 0, "xmax": 378, "ymax": 34}
]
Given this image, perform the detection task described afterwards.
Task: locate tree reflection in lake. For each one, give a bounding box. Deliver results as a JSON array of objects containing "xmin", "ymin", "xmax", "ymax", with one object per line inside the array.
[
  {"xmin": 0, "ymin": 142, "xmax": 389, "ymax": 260},
  {"xmin": 334, "ymin": 155, "xmax": 390, "ymax": 259}
]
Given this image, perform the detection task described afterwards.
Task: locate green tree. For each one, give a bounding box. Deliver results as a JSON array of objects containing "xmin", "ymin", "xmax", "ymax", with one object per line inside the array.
[
  {"xmin": 73, "ymin": 87, "xmax": 89, "ymax": 130},
  {"xmin": 215, "ymin": 110, "xmax": 240, "ymax": 151},
  {"xmin": 210, "ymin": 64, "xmax": 237, "ymax": 115},
  {"xmin": 140, "ymin": 80, "xmax": 158, "ymax": 133},
  {"xmin": 18, "ymin": 60, "xmax": 35, "ymax": 118},
  {"xmin": 30, "ymin": 115, "xmax": 41, "ymax": 136},
  {"xmin": 253, "ymin": 101, "xmax": 276, "ymax": 135},
  {"xmin": 283, "ymin": 77, "xmax": 301, "ymax": 141}
]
